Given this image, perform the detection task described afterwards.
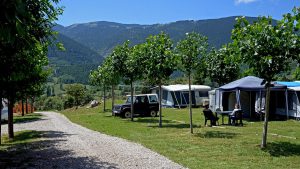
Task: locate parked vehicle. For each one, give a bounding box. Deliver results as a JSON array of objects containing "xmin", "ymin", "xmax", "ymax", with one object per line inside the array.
[{"xmin": 112, "ymin": 94, "xmax": 159, "ymax": 118}]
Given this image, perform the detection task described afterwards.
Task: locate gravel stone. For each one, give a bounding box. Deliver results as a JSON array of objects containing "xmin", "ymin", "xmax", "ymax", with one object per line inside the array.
[{"xmin": 1, "ymin": 112, "xmax": 186, "ymax": 169}]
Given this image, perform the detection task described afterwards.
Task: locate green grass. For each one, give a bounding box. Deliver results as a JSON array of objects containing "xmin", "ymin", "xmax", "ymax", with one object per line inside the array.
[
  {"xmin": 0, "ymin": 130, "xmax": 43, "ymax": 149},
  {"xmin": 61, "ymin": 100, "xmax": 300, "ymax": 169}
]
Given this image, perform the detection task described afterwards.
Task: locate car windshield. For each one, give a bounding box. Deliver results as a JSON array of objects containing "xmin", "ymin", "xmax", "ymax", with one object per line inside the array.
[
  {"xmin": 149, "ymin": 95, "xmax": 158, "ymax": 103},
  {"xmin": 125, "ymin": 96, "xmax": 136, "ymax": 104}
]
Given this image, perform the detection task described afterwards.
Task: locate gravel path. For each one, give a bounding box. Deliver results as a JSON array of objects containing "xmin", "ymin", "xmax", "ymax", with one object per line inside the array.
[{"xmin": 1, "ymin": 112, "xmax": 186, "ymax": 169}]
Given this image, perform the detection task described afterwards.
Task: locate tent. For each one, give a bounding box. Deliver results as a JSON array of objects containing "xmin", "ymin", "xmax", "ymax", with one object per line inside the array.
[
  {"xmin": 211, "ymin": 76, "xmax": 291, "ymax": 119},
  {"xmin": 278, "ymin": 83, "xmax": 300, "ymax": 119},
  {"xmin": 151, "ymin": 84, "xmax": 211, "ymax": 108}
]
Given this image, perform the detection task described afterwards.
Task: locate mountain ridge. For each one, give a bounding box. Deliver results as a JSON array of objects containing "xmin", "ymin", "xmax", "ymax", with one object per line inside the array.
[
  {"xmin": 54, "ymin": 16, "xmax": 261, "ymax": 57},
  {"xmin": 49, "ymin": 16, "xmax": 276, "ymax": 84}
]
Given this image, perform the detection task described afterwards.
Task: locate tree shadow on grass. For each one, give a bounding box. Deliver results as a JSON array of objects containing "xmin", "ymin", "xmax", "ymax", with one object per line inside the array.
[
  {"xmin": 195, "ymin": 131, "xmax": 238, "ymax": 139},
  {"xmin": 0, "ymin": 130, "xmax": 119, "ymax": 169},
  {"xmin": 134, "ymin": 118, "xmax": 199, "ymax": 129},
  {"xmin": 13, "ymin": 113, "xmax": 44, "ymax": 124},
  {"xmin": 152, "ymin": 123, "xmax": 199, "ymax": 129},
  {"xmin": 263, "ymin": 142, "xmax": 300, "ymax": 157},
  {"xmin": 134, "ymin": 118, "xmax": 172, "ymax": 124}
]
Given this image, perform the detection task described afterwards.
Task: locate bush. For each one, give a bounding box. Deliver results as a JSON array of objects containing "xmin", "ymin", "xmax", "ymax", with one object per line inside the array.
[
  {"xmin": 81, "ymin": 92, "xmax": 94, "ymax": 105},
  {"xmin": 43, "ymin": 96, "xmax": 64, "ymax": 111},
  {"xmin": 64, "ymin": 96, "xmax": 75, "ymax": 109}
]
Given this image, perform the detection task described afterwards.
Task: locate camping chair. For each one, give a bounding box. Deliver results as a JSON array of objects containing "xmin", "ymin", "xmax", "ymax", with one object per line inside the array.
[
  {"xmin": 203, "ymin": 110, "xmax": 219, "ymax": 126},
  {"xmin": 230, "ymin": 110, "xmax": 243, "ymax": 126}
]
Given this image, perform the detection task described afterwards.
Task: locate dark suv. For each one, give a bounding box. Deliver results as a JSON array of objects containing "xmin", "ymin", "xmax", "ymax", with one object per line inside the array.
[{"xmin": 112, "ymin": 94, "xmax": 159, "ymax": 118}]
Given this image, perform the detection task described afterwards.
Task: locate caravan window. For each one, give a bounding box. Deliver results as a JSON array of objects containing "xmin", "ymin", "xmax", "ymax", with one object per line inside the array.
[
  {"xmin": 276, "ymin": 91, "xmax": 286, "ymax": 108},
  {"xmin": 199, "ymin": 91, "xmax": 208, "ymax": 97},
  {"xmin": 163, "ymin": 90, "xmax": 168, "ymax": 100},
  {"xmin": 296, "ymin": 91, "xmax": 300, "ymax": 103},
  {"xmin": 288, "ymin": 92, "xmax": 295, "ymax": 110}
]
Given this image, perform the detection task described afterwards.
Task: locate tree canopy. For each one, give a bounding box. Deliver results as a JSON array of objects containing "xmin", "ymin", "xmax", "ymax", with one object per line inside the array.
[
  {"xmin": 176, "ymin": 32, "xmax": 208, "ymax": 133},
  {"xmin": 0, "ymin": 0, "xmax": 63, "ymax": 139},
  {"xmin": 231, "ymin": 8, "xmax": 300, "ymax": 148}
]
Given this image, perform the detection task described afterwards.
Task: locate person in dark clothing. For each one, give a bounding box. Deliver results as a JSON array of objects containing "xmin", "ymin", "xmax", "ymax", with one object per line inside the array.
[{"xmin": 202, "ymin": 104, "xmax": 219, "ymax": 126}]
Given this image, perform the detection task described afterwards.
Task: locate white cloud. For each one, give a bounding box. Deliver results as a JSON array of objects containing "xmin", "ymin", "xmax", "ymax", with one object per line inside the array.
[{"xmin": 235, "ymin": 0, "xmax": 258, "ymax": 5}]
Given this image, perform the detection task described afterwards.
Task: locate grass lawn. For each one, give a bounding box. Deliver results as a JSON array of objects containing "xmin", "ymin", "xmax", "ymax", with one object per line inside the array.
[{"xmin": 61, "ymin": 100, "xmax": 300, "ymax": 169}]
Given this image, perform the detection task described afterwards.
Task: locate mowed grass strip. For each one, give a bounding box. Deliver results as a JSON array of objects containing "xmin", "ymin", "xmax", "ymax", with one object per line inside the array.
[{"xmin": 61, "ymin": 99, "xmax": 300, "ymax": 169}]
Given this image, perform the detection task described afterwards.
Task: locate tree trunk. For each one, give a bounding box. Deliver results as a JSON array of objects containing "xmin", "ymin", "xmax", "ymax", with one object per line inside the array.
[
  {"xmin": 159, "ymin": 84, "xmax": 162, "ymax": 128},
  {"xmin": 31, "ymin": 97, "xmax": 34, "ymax": 113},
  {"xmin": 188, "ymin": 74, "xmax": 193, "ymax": 134},
  {"xmin": 103, "ymin": 85, "xmax": 106, "ymax": 112},
  {"xmin": 25, "ymin": 97, "xmax": 28, "ymax": 114},
  {"xmin": 130, "ymin": 82, "xmax": 134, "ymax": 121},
  {"xmin": 8, "ymin": 95, "xmax": 14, "ymax": 140},
  {"xmin": 112, "ymin": 85, "xmax": 115, "ymax": 111},
  {"xmin": 261, "ymin": 85, "xmax": 271, "ymax": 148},
  {"xmin": 21, "ymin": 99, "xmax": 24, "ymax": 116},
  {"xmin": 0, "ymin": 97, "xmax": 2, "ymax": 145}
]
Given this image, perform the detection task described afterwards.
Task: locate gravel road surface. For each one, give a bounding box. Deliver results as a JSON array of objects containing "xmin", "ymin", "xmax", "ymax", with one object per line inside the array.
[{"xmin": 1, "ymin": 112, "xmax": 185, "ymax": 169}]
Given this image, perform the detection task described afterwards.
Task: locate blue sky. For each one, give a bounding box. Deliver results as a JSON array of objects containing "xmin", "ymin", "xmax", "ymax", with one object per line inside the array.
[{"xmin": 56, "ymin": 0, "xmax": 300, "ymax": 26}]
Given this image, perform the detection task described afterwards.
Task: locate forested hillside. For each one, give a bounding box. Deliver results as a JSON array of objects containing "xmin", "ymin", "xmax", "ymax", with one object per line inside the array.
[
  {"xmin": 48, "ymin": 33, "xmax": 104, "ymax": 83},
  {"xmin": 49, "ymin": 16, "xmax": 272, "ymax": 84}
]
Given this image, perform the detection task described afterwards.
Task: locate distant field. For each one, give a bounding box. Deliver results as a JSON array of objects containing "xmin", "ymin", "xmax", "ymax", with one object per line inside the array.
[{"xmin": 61, "ymin": 99, "xmax": 300, "ymax": 169}]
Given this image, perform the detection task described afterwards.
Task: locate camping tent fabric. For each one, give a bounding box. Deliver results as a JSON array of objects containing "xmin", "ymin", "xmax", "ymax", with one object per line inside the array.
[
  {"xmin": 289, "ymin": 86, "xmax": 300, "ymax": 91},
  {"xmin": 219, "ymin": 76, "xmax": 286, "ymax": 91},
  {"xmin": 161, "ymin": 85, "xmax": 211, "ymax": 91},
  {"xmin": 276, "ymin": 81, "xmax": 300, "ymax": 87},
  {"xmin": 219, "ymin": 76, "xmax": 264, "ymax": 91}
]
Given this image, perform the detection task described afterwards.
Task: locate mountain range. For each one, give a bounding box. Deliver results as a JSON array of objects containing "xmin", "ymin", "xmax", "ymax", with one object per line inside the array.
[{"xmin": 48, "ymin": 16, "xmax": 263, "ymax": 84}]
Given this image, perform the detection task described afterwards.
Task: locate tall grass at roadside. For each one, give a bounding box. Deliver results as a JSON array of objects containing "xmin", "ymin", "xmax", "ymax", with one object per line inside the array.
[{"xmin": 61, "ymin": 99, "xmax": 300, "ymax": 169}]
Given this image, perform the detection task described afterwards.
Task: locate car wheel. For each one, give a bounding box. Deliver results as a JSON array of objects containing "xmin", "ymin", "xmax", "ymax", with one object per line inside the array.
[
  {"xmin": 150, "ymin": 110, "xmax": 157, "ymax": 117},
  {"xmin": 124, "ymin": 111, "xmax": 131, "ymax": 118}
]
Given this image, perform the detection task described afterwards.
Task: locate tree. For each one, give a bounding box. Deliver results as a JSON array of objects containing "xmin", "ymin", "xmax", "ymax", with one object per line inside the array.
[
  {"xmin": 109, "ymin": 41, "xmax": 146, "ymax": 121},
  {"xmin": 205, "ymin": 44, "xmax": 240, "ymax": 86},
  {"xmin": 109, "ymin": 41, "xmax": 131, "ymax": 114},
  {"xmin": 232, "ymin": 15, "xmax": 296, "ymax": 148},
  {"xmin": 176, "ymin": 32, "xmax": 208, "ymax": 133},
  {"xmin": 101, "ymin": 56, "xmax": 120, "ymax": 112},
  {"xmin": 0, "ymin": 0, "xmax": 63, "ymax": 139},
  {"xmin": 65, "ymin": 84, "xmax": 86, "ymax": 109},
  {"xmin": 144, "ymin": 32, "xmax": 176, "ymax": 127},
  {"xmin": 90, "ymin": 63, "xmax": 111, "ymax": 112}
]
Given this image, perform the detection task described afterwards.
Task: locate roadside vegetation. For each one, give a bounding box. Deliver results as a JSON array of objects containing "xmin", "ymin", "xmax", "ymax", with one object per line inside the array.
[{"xmin": 61, "ymin": 100, "xmax": 300, "ymax": 169}]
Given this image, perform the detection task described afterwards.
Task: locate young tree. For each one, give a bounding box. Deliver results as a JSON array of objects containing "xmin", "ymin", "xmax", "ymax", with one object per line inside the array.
[
  {"xmin": 123, "ymin": 44, "xmax": 147, "ymax": 121},
  {"xmin": 144, "ymin": 32, "xmax": 176, "ymax": 127},
  {"xmin": 90, "ymin": 67, "xmax": 107, "ymax": 112},
  {"xmin": 232, "ymin": 16, "xmax": 296, "ymax": 148},
  {"xmin": 176, "ymin": 32, "xmax": 208, "ymax": 133},
  {"xmin": 109, "ymin": 41, "xmax": 146, "ymax": 121},
  {"xmin": 101, "ymin": 56, "xmax": 120, "ymax": 112}
]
